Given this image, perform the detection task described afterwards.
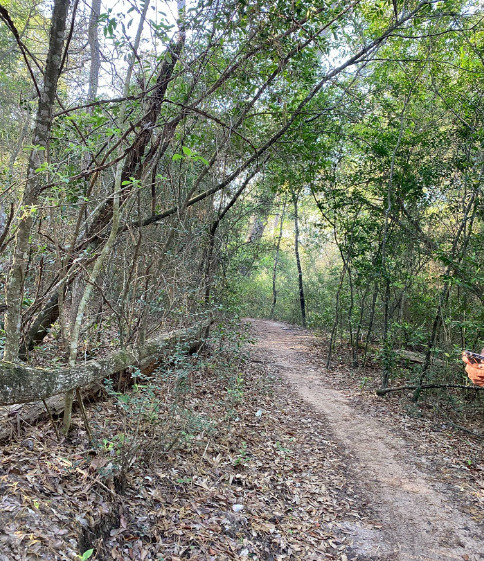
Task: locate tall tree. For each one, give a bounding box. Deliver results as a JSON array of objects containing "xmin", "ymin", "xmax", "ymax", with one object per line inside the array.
[{"xmin": 3, "ymin": 0, "xmax": 70, "ymax": 362}]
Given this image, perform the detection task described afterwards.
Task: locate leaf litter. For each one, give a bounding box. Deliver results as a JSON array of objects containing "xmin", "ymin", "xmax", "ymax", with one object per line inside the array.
[
  {"xmin": 0, "ymin": 326, "xmax": 370, "ymax": 561},
  {"xmin": 248, "ymin": 318, "xmax": 484, "ymax": 560},
  {"xmin": 3, "ymin": 318, "xmax": 482, "ymax": 560}
]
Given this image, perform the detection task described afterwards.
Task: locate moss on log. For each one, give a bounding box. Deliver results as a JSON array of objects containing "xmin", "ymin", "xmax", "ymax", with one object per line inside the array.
[{"xmin": 0, "ymin": 323, "xmax": 209, "ymax": 406}]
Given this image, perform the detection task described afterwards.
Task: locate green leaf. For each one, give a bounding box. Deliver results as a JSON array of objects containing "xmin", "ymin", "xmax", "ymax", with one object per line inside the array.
[
  {"xmin": 172, "ymin": 153, "xmax": 183, "ymax": 161},
  {"xmin": 24, "ymin": 144, "xmax": 45, "ymax": 152},
  {"xmin": 34, "ymin": 162, "xmax": 49, "ymax": 173},
  {"xmin": 182, "ymin": 146, "xmax": 193, "ymax": 156},
  {"xmin": 80, "ymin": 550, "xmax": 94, "ymax": 561}
]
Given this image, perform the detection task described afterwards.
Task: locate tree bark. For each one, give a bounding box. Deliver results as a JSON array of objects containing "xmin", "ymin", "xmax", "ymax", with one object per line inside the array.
[
  {"xmin": 0, "ymin": 322, "xmax": 210, "ymax": 406},
  {"xmin": 270, "ymin": 198, "xmax": 287, "ymax": 319},
  {"xmin": 87, "ymin": 0, "xmax": 101, "ymax": 104},
  {"xmin": 4, "ymin": 0, "xmax": 71, "ymax": 362},
  {"xmin": 293, "ymin": 192, "xmax": 306, "ymax": 328}
]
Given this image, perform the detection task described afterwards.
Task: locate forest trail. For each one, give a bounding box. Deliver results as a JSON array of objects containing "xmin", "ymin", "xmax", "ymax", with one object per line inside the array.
[{"xmin": 248, "ymin": 319, "xmax": 484, "ymax": 561}]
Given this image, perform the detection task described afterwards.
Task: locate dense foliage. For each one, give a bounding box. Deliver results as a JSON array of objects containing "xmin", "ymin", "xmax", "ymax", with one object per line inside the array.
[{"xmin": 0, "ymin": 0, "xmax": 483, "ymax": 424}]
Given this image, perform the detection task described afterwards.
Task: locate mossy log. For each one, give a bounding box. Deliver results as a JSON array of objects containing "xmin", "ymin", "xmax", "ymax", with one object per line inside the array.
[
  {"xmin": 396, "ymin": 349, "xmax": 445, "ymax": 367},
  {"xmin": 0, "ymin": 322, "xmax": 210, "ymax": 406}
]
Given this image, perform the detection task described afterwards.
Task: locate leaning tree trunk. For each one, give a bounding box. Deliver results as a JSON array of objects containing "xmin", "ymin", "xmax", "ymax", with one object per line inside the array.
[
  {"xmin": 204, "ymin": 165, "xmax": 264, "ymax": 303},
  {"xmin": 62, "ymin": 0, "xmax": 151, "ymax": 435},
  {"xmin": 292, "ymin": 192, "xmax": 306, "ymax": 328},
  {"xmin": 4, "ymin": 0, "xmax": 71, "ymax": 362}
]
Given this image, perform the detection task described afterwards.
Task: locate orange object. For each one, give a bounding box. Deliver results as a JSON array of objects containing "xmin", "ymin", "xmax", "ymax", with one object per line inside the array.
[{"xmin": 462, "ymin": 349, "xmax": 484, "ymax": 387}]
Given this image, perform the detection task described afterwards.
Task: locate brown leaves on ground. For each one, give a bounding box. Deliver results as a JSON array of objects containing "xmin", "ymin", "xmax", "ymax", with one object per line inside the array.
[
  {"xmin": 308, "ymin": 337, "xmax": 484, "ymax": 524},
  {"xmin": 0, "ymin": 342, "xmax": 367, "ymax": 561}
]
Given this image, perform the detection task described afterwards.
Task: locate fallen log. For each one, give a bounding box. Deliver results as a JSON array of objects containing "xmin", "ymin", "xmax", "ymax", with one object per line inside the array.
[
  {"xmin": 396, "ymin": 349, "xmax": 446, "ymax": 367},
  {"xmin": 376, "ymin": 383, "xmax": 484, "ymax": 396},
  {"xmin": 0, "ymin": 322, "xmax": 210, "ymax": 440},
  {"xmin": 0, "ymin": 321, "xmax": 210, "ymax": 406},
  {"xmin": 0, "ymin": 393, "xmax": 72, "ymax": 441}
]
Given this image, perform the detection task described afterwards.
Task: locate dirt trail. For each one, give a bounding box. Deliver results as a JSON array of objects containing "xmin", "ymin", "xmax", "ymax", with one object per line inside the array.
[{"xmin": 249, "ymin": 319, "xmax": 484, "ymax": 561}]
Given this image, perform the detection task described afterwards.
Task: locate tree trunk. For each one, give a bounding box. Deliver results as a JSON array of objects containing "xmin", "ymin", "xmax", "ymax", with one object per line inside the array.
[
  {"xmin": 270, "ymin": 198, "xmax": 287, "ymax": 319},
  {"xmin": 0, "ymin": 322, "xmax": 210, "ymax": 406},
  {"xmin": 347, "ymin": 264, "xmax": 356, "ymax": 366},
  {"xmin": 363, "ymin": 281, "xmax": 379, "ymax": 367},
  {"xmin": 4, "ymin": 0, "xmax": 71, "ymax": 362},
  {"xmin": 327, "ymin": 264, "xmax": 346, "ymax": 368},
  {"xmin": 62, "ymin": 0, "xmax": 151, "ymax": 434},
  {"xmin": 87, "ymin": 0, "xmax": 101, "ymax": 104},
  {"xmin": 293, "ymin": 193, "xmax": 306, "ymax": 328}
]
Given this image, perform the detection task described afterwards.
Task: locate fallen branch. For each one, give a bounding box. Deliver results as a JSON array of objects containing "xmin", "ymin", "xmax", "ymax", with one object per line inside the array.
[
  {"xmin": 396, "ymin": 349, "xmax": 445, "ymax": 367},
  {"xmin": 0, "ymin": 390, "xmax": 95, "ymax": 441},
  {"xmin": 446, "ymin": 421, "xmax": 484, "ymax": 440},
  {"xmin": 0, "ymin": 322, "xmax": 210, "ymax": 406},
  {"xmin": 376, "ymin": 383, "xmax": 484, "ymax": 396}
]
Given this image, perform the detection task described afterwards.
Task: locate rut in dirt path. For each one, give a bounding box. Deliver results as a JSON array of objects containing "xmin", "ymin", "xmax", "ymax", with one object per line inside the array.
[{"xmin": 249, "ymin": 319, "xmax": 484, "ymax": 561}]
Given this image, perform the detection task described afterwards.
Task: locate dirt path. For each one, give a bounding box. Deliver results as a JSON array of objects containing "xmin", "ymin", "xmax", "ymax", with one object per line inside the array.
[{"xmin": 249, "ymin": 319, "xmax": 484, "ymax": 561}]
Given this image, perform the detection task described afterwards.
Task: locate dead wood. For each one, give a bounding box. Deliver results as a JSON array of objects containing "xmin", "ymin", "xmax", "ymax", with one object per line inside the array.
[
  {"xmin": 396, "ymin": 349, "xmax": 445, "ymax": 367},
  {"xmin": 376, "ymin": 383, "xmax": 484, "ymax": 396},
  {"xmin": 0, "ymin": 322, "xmax": 210, "ymax": 439}
]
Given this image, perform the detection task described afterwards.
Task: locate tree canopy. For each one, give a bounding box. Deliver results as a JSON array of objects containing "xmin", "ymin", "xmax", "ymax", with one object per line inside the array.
[{"xmin": 0, "ymin": 0, "xmax": 483, "ymax": 426}]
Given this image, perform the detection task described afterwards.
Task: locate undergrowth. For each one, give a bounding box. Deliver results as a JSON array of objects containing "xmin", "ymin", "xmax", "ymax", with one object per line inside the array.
[{"xmin": 89, "ymin": 316, "xmax": 255, "ymax": 491}]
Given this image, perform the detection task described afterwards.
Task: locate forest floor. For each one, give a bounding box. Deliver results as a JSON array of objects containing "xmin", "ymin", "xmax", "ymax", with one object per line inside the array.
[
  {"xmin": 248, "ymin": 319, "xmax": 484, "ymax": 561},
  {"xmin": 0, "ymin": 319, "xmax": 483, "ymax": 560}
]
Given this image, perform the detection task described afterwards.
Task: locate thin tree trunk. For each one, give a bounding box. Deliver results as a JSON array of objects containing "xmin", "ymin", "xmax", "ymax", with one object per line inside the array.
[
  {"xmin": 66, "ymin": 0, "xmax": 105, "ymax": 354},
  {"xmin": 347, "ymin": 264, "xmax": 355, "ymax": 364},
  {"xmin": 4, "ymin": 0, "xmax": 71, "ymax": 362},
  {"xmin": 413, "ymin": 186, "xmax": 480, "ymax": 402},
  {"xmin": 62, "ymin": 0, "xmax": 151, "ymax": 434},
  {"xmin": 363, "ymin": 280, "xmax": 378, "ymax": 367},
  {"xmin": 270, "ymin": 198, "xmax": 287, "ymax": 319},
  {"xmin": 381, "ymin": 278, "xmax": 392, "ymax": 389},
  {"xmin": 293, "ymin": 193, "xmax": 306, "ymax": 328},
  {"xmin": 0, "ymin": 205, "xmax": 6, "ymax": 243},
  {"xmin": 87, "ymin": 0, "xmax": 101, "ymax": 104},
  {"xmin": 327, "ymin": 264, "xmax": 346, "ymax": 368},
  {"xmin": 354, "ymin": 285, "xmax": 370, "ymax": 367}
]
